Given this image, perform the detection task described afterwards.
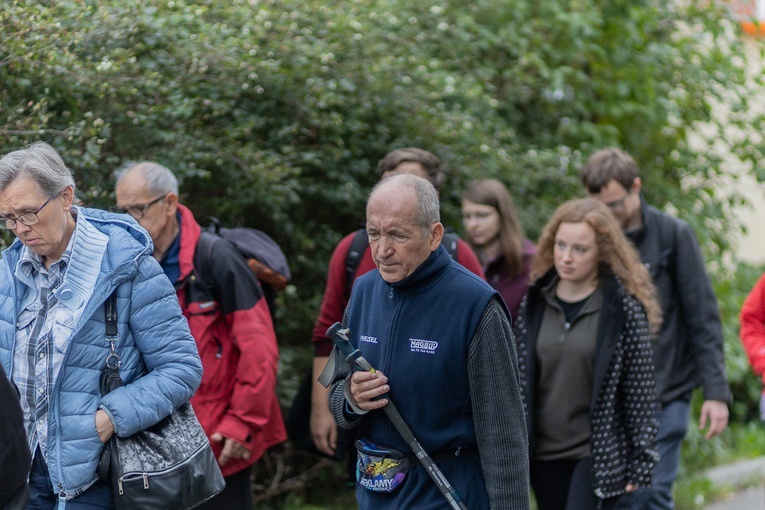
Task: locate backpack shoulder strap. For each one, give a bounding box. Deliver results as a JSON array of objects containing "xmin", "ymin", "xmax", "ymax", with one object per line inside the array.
[
  {"xmin": 654, "ymin": 210, "xmax": 678, "ymax": 285},
  {"xmin": 441, "ymin": 231, "xmax": 459, "ymax": 261},
  {"xmin": 345, "ymin": 228, "xmax": 369, "ymax": 300},
  {"xmin": 192, "ymin": 231, "xmax": 221, "ymax": 292},
  {"xmin": 195, "ymin": 218, "xmax": 226, "ymax": 280},
  {"xmin": 343, "ymin": 227, "xmax": 460, "ymax": 299}
]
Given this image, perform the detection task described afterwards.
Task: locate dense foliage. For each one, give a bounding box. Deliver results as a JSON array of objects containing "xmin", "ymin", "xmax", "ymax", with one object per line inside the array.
[
  {"xmin": 3, "ymin": 0, "xmax": 764, "ymax": 339},
  {"xmin": 3, "ymin": 0, "xmax": 765, "ymax": 502}
]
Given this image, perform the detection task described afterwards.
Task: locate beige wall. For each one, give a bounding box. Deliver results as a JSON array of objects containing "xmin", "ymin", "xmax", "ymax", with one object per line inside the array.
[
  {"xmin": 733, "ymin": 174, "xmax": 765, "ymax": 264},
  {"xmin": 731, "ymin": 37, "xmax": 765, "ymax": 264}
]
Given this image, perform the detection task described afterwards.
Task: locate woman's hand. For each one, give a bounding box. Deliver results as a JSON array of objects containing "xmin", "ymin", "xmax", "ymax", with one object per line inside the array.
[
  {"xmin": 95, "ymin": 409, "xmax": 115, "ymax": 443},
  {"xmin": 625, "ymin": 483, "xmax": 638, "ymax": 493}
]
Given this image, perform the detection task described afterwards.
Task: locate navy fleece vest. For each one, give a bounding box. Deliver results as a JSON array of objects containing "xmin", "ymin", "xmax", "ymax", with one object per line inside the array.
[{"xmin": 347, "ymin": 245, "xmax": 496, "ymax": 454}]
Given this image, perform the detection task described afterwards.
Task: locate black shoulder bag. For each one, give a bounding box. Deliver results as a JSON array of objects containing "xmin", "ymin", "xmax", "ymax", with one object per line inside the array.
[{"xmin": 97, "ymin": 290, "xmax": 225, "ymax": 509}]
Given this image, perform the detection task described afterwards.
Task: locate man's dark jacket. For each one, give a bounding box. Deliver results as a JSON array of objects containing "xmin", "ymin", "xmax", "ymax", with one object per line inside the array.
[{"xmin": 628, "ymin": 195, "xmax": 730, "ymax": 405}]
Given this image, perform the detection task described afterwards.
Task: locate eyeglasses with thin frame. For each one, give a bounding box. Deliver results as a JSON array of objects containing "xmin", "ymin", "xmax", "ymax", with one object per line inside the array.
[
  {"xmin": 115, "ymin": 194, "xmax": 168, "ymax": 220},
  {"xmin": 1, "ymin": 196, "xmax": 54, "ymax": 230}
]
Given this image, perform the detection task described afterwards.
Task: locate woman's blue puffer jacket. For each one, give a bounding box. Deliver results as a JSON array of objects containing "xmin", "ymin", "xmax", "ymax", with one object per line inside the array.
[{"xmin": 0, "ymin": 207, "xmax": 202, "ymax": 500}]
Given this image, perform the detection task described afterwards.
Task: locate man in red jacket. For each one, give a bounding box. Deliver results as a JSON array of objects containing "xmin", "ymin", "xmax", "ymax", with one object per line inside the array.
[
  {"xmin": 116, "ymin": 162, "xmax": 286, "ymax": 510},
  {"xmin": 307, "ymin": 148, "xmax": 484, "ymax": 459}
]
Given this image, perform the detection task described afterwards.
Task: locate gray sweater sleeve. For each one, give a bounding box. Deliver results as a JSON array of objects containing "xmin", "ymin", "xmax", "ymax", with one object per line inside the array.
[
  {"xmin": 470, "ymin": 297, "xmax": 531, "ymax": 510},
  {"xmin": 327, "ymin": 307, "xmax": 367, "ymax": 429},
  {"xmin": 327, "ymin": 339, "xmax": 365, "ymax": 430}
]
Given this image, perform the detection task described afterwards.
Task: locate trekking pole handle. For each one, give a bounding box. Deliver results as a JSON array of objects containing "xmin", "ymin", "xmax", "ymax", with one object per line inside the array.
[{"xmin": 326, "ymin": 323, "xmax": 376, "ymax": 372}]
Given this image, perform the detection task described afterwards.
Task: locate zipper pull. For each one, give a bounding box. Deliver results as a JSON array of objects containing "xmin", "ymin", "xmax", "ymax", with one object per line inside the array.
[{"xmin": 560, "ymin": 322, "xmax": 571, "ymax": 342}]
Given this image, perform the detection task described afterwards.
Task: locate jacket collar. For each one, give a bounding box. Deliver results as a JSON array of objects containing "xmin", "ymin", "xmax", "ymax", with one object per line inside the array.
[
  {"xmin": 540, "ymin": 275, "xmax": 604, "ymax": 319},
  {"xmin": 389, "ymin": 244, "xmax": 451, "ymax": 290},
  {"xmin": 523, "ymin": 267, "xmax": 628, "ymax": 420},
  {"xmin": 176, "ymin": 203, "xmax": 202, "ymax": 282},
  {"xmin": 625, "ymin": 193, "xmax": 649, "ymax": 244},
  {"xmin": 13, "ymin": 207, "xmax": 109, "ymax": 316},
  {"xmin": 1, "ymin": 208, "xmax": 148, "ymax": 334}
]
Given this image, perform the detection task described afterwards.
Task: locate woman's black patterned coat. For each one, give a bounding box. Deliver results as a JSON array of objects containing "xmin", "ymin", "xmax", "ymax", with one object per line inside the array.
[{"xmin": 514, "ymin": 269, "xmax": 660, "ymax": 500}]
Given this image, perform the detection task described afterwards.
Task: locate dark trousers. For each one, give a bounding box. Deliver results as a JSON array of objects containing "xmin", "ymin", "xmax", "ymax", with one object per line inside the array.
[
  {"xmin": 615, "ymin": 395, "xmax": 691, "ymax": 510},
  {"xmin": 195, "ymin": 465, "xmax": 252, "ymax": 510},
  {"xmin": 531, "ymin": 456, "xmax": 619, "ymax": 510},
  {"xmin": 27, "ymin": 447, "xmax": 113, "ymax": 510}
]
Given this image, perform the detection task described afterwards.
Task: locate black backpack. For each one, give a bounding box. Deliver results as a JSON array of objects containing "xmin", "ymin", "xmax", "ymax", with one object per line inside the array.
[
  {"xmin": 197, "ymin": 218, "xmax": 291, "ymax": 321},
  {"xmin": 344, "ymin": 227, "xmax": 460, "ymax": 298}
]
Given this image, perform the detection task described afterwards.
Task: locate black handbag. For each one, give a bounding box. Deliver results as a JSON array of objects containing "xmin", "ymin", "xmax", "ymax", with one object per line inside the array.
[{"xmin": 97, "ymin": 291, "xmax": 225, "ymax": 510}]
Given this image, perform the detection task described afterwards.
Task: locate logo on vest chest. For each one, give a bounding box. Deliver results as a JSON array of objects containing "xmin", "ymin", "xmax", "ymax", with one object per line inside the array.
[
  {"xmin": 409, "ymin": 338, "xmax": 438, "ymax": 354},
  {"xmin": 360, "ymin": 335, "xmax": 378, "ymax": 344}
]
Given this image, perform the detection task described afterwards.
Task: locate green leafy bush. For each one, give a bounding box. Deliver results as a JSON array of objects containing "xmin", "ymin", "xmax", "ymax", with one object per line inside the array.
[
  {"xmin": 3, "ymin": 0, "xmax": 765, "ymax": 503},
  {"xmin": 3, "ymin": 0, "xmax": 764, "ymax": 345}
]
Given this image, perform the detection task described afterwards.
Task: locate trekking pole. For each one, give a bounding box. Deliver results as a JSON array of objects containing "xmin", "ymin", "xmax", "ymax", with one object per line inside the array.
[{"xmin": 326, "ymin": 323, "xmax": 469, "ymax": 510}]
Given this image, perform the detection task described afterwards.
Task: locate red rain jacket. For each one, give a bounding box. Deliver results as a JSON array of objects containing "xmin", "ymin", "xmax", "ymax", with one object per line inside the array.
[{"xmin": 175, "ymin": 204, "xmax": 286, "ymax": 477}]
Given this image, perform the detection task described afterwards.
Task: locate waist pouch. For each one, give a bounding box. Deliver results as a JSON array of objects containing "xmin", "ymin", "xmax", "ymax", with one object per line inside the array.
[{"xmin": 355, "ymin": 439, "xmax": 410, "ymax": 493}]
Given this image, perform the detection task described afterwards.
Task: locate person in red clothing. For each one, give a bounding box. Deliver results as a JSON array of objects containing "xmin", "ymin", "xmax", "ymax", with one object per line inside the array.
[
  {"xmin": 307, "ymin": 148, "xmax": 484, "ymax": 459},
  {"xmin": 740, "ymin": 272, "xmax": 765, "ymax": 420},
  {"xmin": 115, "ymin": 162, "xmax": 286, "ymax": 510}
]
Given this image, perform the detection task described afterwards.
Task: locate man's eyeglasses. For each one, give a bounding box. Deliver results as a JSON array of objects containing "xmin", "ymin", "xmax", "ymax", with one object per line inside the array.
[
  {"xmin": 603, "ymin": 191, "xmax": 631, "ymax": 210},
  {"xmin": 1, "ymin": 197, "xmax": 54, "ymax": 230},
  {"xmin": 115, "ymin": 194, "xmax": 168, "ymax": 219}
]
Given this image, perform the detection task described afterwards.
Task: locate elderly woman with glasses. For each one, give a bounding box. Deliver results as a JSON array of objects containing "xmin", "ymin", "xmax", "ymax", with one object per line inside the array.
[{"xmin": 0, "ymin": 142, "xmax": 202, "ymax": 509}]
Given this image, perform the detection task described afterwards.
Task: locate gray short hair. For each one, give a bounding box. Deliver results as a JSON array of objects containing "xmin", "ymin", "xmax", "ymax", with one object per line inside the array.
[
  {"xmin": 115, "ymin": 161, "xmax": 179, "ymax": 196},
  {"xmin": 0, "ymin": 142, "xmax": 76, "ymax": 198},
  {"xmin": 369, "ymin": 173, "xmax": 440, "ymax": 236}
]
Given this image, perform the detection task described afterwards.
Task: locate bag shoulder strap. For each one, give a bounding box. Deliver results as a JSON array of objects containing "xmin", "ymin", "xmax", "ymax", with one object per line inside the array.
[
  {"xmin": 651, "ymin": 209, "xmax": 678, "ymax": 285},
  {"xmin": 101, "ymin": 289, "xmax": 123, "ymax": 397},
  {"xmin": 105, "ymin": 289, "xmax": 118, "ymax": 337}
]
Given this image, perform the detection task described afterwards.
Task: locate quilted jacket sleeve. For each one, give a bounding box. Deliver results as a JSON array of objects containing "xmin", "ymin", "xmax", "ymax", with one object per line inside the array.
[{"xmin": 101, "ymin": 255, "xmax": 203, "ymax": 437}]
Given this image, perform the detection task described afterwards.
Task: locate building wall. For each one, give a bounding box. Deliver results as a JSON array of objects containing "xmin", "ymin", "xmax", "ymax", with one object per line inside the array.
[{"xmin": 731, "ymin": 36, "xmax": 765, "ymax": 264}]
